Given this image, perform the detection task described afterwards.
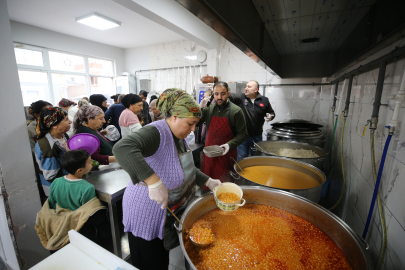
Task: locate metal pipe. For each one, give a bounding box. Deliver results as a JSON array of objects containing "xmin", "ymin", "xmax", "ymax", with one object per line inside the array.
[
  {"xmin": 135, "ymin": 65, "xmax": 207, "ymax": 74},
  {"xmin": 343, "ymin": 75, "xmax": 354, "ymax": 117},
  {"xmin": 134, "ymin": 65, "xmax": 207, "ymax": 94},
  {"xmin": 260, "ymin": 83, "xmax": 331, "ymax": 87},
  {"xmin": 369, "ymin": 61, "xmax": 387, "ymax": 129},
  {"xmin": 331, "ymin": 81, "xmax": 339, "ymax": 113},
  {"xmin": 330, "ymin": 45, "xmax": 405, "ymax": 84}
]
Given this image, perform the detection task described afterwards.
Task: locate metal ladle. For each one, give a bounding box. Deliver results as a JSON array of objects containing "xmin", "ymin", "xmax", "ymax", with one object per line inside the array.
[{"xmin": 166, "ymin": 206, "xmax": 212, "ymax": 248}]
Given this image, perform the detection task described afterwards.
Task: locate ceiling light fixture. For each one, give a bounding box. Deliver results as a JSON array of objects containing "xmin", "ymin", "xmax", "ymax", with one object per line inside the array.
[
  {"xmin": 76, "ymin": 12, "xmax": 120, "ymax": 30},
  {"xmin": 300, "ymin": 38, "xmax": 320, "ymax": 44}
]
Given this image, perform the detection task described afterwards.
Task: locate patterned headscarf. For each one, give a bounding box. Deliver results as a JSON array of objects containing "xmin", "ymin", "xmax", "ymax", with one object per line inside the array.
[
  {"xmin": 73, "ymin": 104, "xmax": 104, "ymax": 132},
  {"xmin": 157, "ymin": 88, "xmax": 201, "ymax": 118},
  {"xmin": 58, "ymin": 98, "xmax": 77, "ymax": 107},
  {"xmin": 36, "ymin": 107, "xmax": 68, "ymax": 138}
]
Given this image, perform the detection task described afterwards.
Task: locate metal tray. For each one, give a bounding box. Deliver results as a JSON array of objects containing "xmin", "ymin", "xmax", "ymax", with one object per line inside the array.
[{"xmin": 203, "ymin": 145, "xmax": 224, "ymax": 157}]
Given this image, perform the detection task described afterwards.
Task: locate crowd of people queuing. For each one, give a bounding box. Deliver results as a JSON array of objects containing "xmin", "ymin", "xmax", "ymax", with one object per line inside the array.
[{"xmin": 28, "ymin": 81, "xmax": 275, "ymax": 269}]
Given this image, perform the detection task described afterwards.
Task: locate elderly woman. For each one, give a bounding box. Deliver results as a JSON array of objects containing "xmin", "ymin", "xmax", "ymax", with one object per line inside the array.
[
  {"xmin": 113, "ymin": 89, "xmax": 221, "ymax": 270},
  {"xmin": 149, "ymin": 99, "xmax": 164, "ymax": 122},
  {"xmin": 34, "ymin": 107, "xmax": 72, "ymax": 196},
  {"xmin": 119, "ymin": 94, "xmax": 144, "ymax": 138},
  {"xmin": 27, "ymin": 100, "xmax": 52, "ymax": 151},
  {"xmin": 73, "ymin": 105, "xmax": 116, "ymax": 164}
]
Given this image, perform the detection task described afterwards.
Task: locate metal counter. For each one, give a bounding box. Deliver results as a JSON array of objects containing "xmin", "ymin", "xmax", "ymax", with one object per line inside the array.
[
  {"xmin": 85, "ymin": 162, "xmax": 129, "ymax": 259},
  {"xmin": 85, "ymin": 143, "xmax": 205, "ymax": 259}
]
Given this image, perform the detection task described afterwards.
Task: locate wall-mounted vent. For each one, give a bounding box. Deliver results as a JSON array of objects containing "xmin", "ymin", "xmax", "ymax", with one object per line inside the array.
[{"xmin": 300, "ymin": 38, "xmax": 320, "ymax": 44}]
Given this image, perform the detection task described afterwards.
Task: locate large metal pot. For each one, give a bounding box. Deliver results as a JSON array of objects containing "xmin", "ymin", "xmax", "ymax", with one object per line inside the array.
[
  {"xmin": 267, "ymin": 127, "xmax": 326, "ymax": 148},
  {"xmin": 232, "ymin": 156, "xmax": 326, "ymax": 203},
  {"xmin": 254, "ymin": 141, "xmax": 327, "ymax": 171},
  {"xmin": 179, "ymin": 187, "xmax": 372, "ymax": 270}
]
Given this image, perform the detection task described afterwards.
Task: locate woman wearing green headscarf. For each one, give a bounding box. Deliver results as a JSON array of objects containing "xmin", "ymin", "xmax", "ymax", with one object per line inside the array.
[{"xmin": 113, "ymin": 89, "xmax": 221, "ymax": 270}]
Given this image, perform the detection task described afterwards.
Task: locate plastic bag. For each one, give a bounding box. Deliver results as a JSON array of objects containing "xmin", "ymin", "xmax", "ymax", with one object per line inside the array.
[
  {"xmin": 104, "ymin": 125, "xmax": 120, "ymax": 141},
  {"xmin": 187, "ymin": 131, "xmax": 195, "ymax": 145}
]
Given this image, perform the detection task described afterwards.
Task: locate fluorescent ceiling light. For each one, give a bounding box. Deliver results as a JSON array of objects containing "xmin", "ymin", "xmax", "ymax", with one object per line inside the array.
[
  {"xmin": 76, "ymin": 13, "xmax": 120, "ymax": 30},
  {"xmin": 185, "ymin": 55, "xmax": 197, "ymax": 60}
]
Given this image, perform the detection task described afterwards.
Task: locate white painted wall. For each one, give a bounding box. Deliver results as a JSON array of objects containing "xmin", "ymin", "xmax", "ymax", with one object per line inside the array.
[
  {"xmin": 124, "ymin": 46, "xmax": 151, "ymax": 74},
  {"xmin": 0, "ymin": 1, "xmax": 49, "ymax": 269},
  {"xmin": 10, "ymin": 21, "xmax": 125, "ymax": 75}
]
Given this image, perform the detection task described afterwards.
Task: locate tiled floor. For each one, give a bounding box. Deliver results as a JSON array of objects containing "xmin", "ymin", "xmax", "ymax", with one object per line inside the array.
[{"xmin": 169, "ymin": 246, "xmax": 186, "ymax": 270}]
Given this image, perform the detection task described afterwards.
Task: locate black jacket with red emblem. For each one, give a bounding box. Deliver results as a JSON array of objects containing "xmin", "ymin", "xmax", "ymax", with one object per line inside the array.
[{"xmin": 229, "ymin": 93, "xmax": 275, "ymax": 137}]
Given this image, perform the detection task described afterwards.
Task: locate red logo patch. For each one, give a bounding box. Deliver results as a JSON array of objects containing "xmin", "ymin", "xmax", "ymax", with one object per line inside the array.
[{"xmin": 259, "ymin": 103, "xmax": 264, "ymax": 107}]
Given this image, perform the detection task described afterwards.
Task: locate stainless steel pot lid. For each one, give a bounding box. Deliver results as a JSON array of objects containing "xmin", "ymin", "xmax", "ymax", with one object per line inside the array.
[
  {"xmin": 267, "ymin": 128, "xmax": 325, "ymax": 138},
  {"xmin": 273, "ymin": 126, "xmax": 321, "ymax": 134},
  {"xmin": 271, "ymin": 119, "xmax": 323, "ymax": 129}
]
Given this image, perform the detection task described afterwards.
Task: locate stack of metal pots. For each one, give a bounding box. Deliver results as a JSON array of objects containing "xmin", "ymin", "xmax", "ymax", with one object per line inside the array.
[{"xmin": 266, "ymin": 119, "xmax": 326, "ymax": 148}]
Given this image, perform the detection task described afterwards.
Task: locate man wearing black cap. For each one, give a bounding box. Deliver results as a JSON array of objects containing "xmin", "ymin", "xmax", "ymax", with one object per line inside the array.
[{"xmin": 139, "ymin": 90, "xmax": 152, "ymax": 125}]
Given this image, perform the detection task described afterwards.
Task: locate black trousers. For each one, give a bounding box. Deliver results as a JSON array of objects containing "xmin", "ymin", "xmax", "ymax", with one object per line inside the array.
[{"xmin": 128, "ymin": 232, "xmax": 170, "ymax": 270}]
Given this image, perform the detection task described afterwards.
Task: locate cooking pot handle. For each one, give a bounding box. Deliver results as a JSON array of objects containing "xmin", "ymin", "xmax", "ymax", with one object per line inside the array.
[
  {"xmin": 237, "ymin": 198, "xmax": 246, "ymax": 207},
  {"xmin": 253, "ymin": 141, "xmax": 266, "ymax": 153},
  {"xmin": 174, "ymin": 221, "xmax": 182, "ymax": 233},
  {"xmin": 229, "ymin": 170, "xmax": 240, "ymax": 180},
  {"xmin": 354, "ymin": 232, "xmax": 369, "ymax": 250}
]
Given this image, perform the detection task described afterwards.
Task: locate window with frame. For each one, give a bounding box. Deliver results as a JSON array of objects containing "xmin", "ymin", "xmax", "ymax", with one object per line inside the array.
[{"xmin": 14, "ymin": 44, "xmax": 116, "ymax": 107}]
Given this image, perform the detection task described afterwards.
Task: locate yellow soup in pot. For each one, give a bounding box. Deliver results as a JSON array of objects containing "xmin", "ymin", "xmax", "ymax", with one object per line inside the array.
[{"xmin": 240, "ymin": 165, "xmax": 320, "ymax": 189}]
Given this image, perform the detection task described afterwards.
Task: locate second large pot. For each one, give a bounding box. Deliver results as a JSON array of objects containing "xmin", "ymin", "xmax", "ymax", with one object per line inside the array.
[
  {"xmin": 232, "ymin": 156, "xmax": 326, "ymax": 203},
  {"xmin": 254, "ymin": 140, "xmax": 327, "ymax": 171}
]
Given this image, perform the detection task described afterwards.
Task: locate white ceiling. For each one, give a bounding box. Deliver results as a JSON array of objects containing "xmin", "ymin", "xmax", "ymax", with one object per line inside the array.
[
  {"xmin": 252, "ymin": 0, "xmax": 377, "ymax": 55},
  {"xmin": 6, "ymin": 0, "xmax": 185, "ymax": 49}
]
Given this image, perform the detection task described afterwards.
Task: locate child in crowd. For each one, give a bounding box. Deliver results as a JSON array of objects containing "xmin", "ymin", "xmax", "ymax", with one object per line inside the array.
[
  {"xmin": 37, "ymin": 150, "xmax": 111, "ymax": 252},
  {"xmin": 48, "ymin": 149, "xmax": 95, "ymax": 211},
  {"xmin": 137, "ymin": 113, "xmax": 145, "ymax": 126}
]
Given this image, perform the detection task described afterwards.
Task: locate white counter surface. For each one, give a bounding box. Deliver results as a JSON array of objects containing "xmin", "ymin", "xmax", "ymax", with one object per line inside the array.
[{"xmin": 30, "ymin": 230, "xmax": 137, "ymax": 270}]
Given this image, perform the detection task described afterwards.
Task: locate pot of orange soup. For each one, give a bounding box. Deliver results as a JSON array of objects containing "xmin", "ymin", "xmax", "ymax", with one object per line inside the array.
[
  {"xmin": 179, "ymin": 187, "xmax": 372, "ymax": 270},
  {"xmin": 232, "ymin": 156, "xmax": 326, "ymax": 203}
]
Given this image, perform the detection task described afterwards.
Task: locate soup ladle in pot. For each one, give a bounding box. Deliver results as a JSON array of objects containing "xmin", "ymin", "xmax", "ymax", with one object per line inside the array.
[
  {"xmin": 230, "ymin": 157, "xmax": 245, "ymax": 175},
  {"xmin": 166, "ymin": 206, "xmax": 212, "ymax": 248}
]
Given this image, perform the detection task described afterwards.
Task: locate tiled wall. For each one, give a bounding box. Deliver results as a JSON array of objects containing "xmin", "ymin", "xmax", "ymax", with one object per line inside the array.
[
  {"xmin": 213, "ymin": 36, "xmax": 327, "ymax": 134},
  {"xmin": 129, "ymin": 36, "xmax": 327, "ymax": 132},
  {"xmin": 323, "ymin": 37, "xmax": 405, "ymax": 269}
]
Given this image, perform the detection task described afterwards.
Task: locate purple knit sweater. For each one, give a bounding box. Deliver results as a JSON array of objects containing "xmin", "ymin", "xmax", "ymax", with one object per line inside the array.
[{"xmin": 122, "ymin": 120, "xmax": 186, "ymax": 240}]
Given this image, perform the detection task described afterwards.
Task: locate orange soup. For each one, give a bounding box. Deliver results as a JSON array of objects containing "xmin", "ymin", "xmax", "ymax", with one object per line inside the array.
[
  {"xmin": 185, "ymin": 204, "xmax": 352, "ymax": 270},
  {"xmin": 240, "ymin": 165, "xmax": 320, "ymax": 189}
]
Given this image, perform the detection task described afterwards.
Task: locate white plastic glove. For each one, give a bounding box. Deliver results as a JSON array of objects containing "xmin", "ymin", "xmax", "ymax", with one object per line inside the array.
[
  {"xmin": 205, "ymin": 178, "xmax": 222, "ymax": 191},
  {"xmin": 148, "ymin": 180, "xmax": 168, "ymax": 209},
  {"xmin": 220, "ymin": 143, "xmax": 230, "ymax": 155},
  {"xmin": 264, "ymin": 113, "xmax": 275, "ymax": 122}
]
